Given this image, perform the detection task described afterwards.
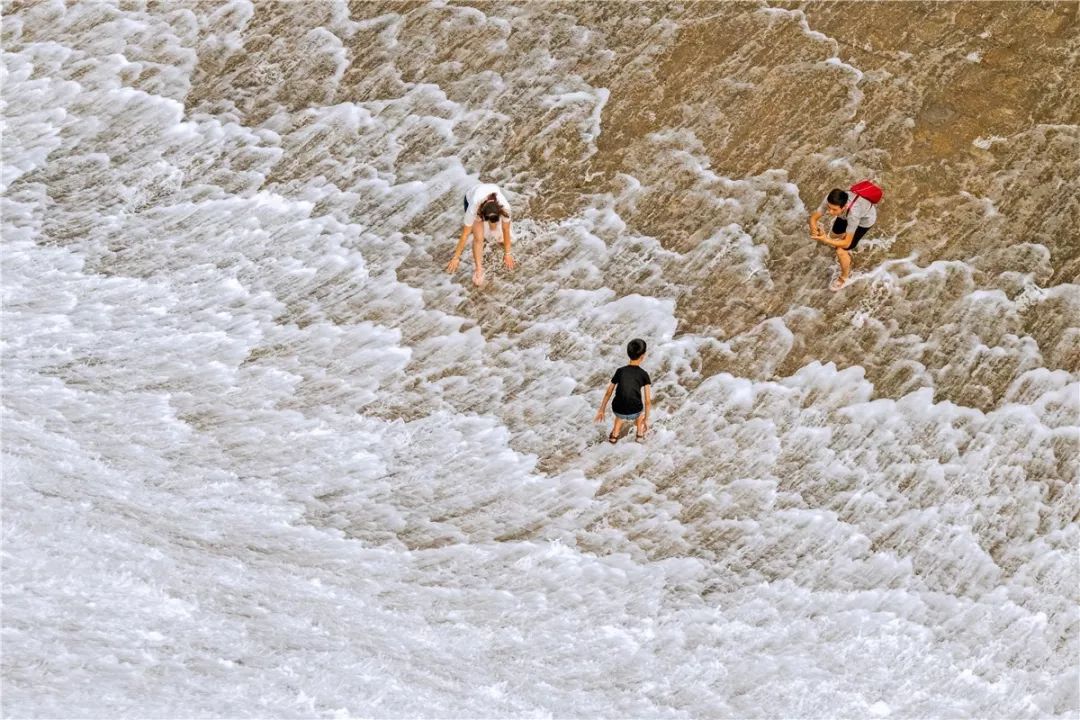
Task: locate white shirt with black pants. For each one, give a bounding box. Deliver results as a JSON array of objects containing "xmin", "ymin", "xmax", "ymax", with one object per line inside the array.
[{"xmin": 820, "ymin": 194, "xmax": 875, "ymax": 249}]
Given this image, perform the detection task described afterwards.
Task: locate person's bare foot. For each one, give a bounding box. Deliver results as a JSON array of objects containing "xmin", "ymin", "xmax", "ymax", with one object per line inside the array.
[
  {"xmin": 830, "ymin": 277, "xmax": 847, "ymax": 292},
  {"xmin": 472, "ymin": 266, "xmax": 485, "ymax": 286}
]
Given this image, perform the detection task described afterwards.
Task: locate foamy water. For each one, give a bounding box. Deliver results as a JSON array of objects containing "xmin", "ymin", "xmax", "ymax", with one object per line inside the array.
[{"xmin": 2, "ymin": 2, "xmax": 1078, "ymax": 718}]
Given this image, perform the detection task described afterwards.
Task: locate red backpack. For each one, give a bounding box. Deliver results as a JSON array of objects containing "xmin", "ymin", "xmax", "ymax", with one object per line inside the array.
[{"xmin": 849, "ymin": 180, "xmax": 883, "ymax": 207}]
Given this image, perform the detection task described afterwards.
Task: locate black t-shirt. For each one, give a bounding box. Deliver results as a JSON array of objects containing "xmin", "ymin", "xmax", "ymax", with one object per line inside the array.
[{"xmin": 610, "ymin": 365, "xmax": 651, "ymax": 414}]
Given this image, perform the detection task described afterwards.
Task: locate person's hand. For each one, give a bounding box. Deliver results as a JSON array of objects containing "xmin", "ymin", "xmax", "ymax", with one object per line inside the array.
[
  {"xmin": 446, "ymin": 255, "xmax": 460, "ymax": 273},
  {"xmin": 503, "ymin": 252, "xmax": 515, "ymax": 270},
  {"xmin": 594, "ymin": 409, "xmax": 605, "ymax": 422}
]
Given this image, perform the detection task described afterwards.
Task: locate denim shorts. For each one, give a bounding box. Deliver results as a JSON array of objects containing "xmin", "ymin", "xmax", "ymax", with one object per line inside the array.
[{"xmin": 614, "ymin": 411, "xmax": 641, "ymax": 421}]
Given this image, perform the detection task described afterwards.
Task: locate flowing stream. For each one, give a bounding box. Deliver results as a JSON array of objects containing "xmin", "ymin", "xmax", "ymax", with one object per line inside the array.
[{"xmin": 2, "ymin": 1, "xmax": 1078, "ymax": 717}]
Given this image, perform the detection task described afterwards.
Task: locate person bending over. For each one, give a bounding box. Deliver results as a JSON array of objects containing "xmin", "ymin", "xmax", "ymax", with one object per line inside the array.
[
  {"xmin": 595, "ymin": 338, "xmax": 652, "ymax": 444},
  {"xmin": 809, "ymin": 187, "xmax": 877, "ymax": 291},
  {"xmin": 446, "ymin": 182, "xmax": 514, "ymax": 286}
]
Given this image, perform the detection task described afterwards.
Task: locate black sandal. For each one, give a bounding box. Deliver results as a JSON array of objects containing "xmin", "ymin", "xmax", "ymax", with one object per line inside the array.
[{"xmin": 608, "ymin": 432, "xmax": 619, "ymax": 444}]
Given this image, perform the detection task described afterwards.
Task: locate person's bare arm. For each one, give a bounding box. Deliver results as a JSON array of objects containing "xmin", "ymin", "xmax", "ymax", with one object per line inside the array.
[
  {"xmin": 643, "ymin": 385, "xmax": 651, "ymax": 424},
  {"xmin": 502, "ymin": 220, "xmax": 514, "ymax": 269},
  {"xmin": 446, "ymin": 226, "xmax": 472, "ymax": 272},
  {"xmin": 815, "ymin": 232, "xmax": 854, "ymax": 249},
  {"xmin": 809, "ymin": 210, "xmax": 824, "ymax": 238},
  {"xmin": 595, "ymin": 383, "xmax": 615, "ymax": 421}
]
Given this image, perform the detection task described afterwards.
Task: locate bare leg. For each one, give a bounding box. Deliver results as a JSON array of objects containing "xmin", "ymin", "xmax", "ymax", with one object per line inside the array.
[
  {"xmin": 635, "ymin": 415, "xmax": 647, "ymax": 440},
  {"xmin": 471, "ymin": 220, "xmax": 485, "ymax": 285},
  {"xmin": 833, "ymin": 247, "xmax": 852, "ymax": 291},
  {"xmin": 610, "ymin": 417, "xmax": 624, "ymax": 442}
]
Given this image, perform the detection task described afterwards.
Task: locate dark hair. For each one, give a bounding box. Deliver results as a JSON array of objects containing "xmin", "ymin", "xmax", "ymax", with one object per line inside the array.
[
  {"xmin": 479, "ymin": 199, "xmax": 505, "ymax": 223},
  {"xmin": 826, "ymin": 188, "xmax": 849, "ymax": 207},
  {"xmin": 627, "ymin": 338, "xmax": 647, "ymax": 360}
]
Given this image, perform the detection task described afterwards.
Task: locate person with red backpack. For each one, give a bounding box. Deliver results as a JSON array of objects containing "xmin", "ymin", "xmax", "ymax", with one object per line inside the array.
[{"xmin": 809, "ymin": 180, "xmax": 882, "ymax": 291}]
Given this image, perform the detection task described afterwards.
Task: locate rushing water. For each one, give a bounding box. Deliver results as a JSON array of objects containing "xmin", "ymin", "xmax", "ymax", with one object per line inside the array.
[{"xmin": 2, "ymin": 1, "xmax": 1078, "ymax": 717}]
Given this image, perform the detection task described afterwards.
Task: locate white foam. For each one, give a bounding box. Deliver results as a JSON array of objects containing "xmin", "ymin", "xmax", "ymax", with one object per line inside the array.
[
  {"xmin": 973, "ymin": 135, "xmax": 1008, "ymax": 149},
  {"xmin": 2, "ymin": 2, "xmax": 1077, "ymax": 718}
]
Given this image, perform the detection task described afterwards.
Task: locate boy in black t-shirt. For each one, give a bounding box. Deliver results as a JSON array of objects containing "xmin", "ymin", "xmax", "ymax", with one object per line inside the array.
[{"xmin": 594, "ymin": 338, "xmax": 652, "ymax": 443}]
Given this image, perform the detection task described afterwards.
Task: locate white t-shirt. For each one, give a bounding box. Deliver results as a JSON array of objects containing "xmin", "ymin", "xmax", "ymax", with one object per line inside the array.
[
  {"xmin": 818, "ymin": 193, "xmax": 877, "ymax": 228},
  {"xmin": 462, "ymin": 183, "xmax": 511, "ymax": 227}
]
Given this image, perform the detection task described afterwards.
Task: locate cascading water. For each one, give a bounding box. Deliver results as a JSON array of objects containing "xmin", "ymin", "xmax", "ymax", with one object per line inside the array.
[{"xmin": 2, "ymin": 1, "xmax": 1077, "ymax": 717}]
